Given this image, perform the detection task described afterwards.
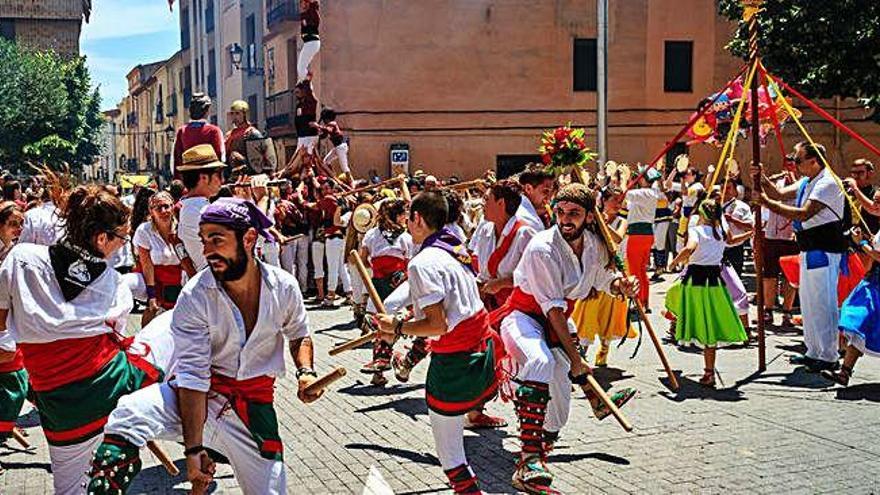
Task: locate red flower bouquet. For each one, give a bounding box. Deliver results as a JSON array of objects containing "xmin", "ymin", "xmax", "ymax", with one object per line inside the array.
[{"xmin": 538, "ymin": 124, "xmax": 596, "ymax": 176}]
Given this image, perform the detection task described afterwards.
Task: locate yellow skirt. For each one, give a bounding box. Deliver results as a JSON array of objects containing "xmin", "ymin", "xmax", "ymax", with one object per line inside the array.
[{"xmin": 572, "ymin": 292, "xmax": 638, "ymax": 342}]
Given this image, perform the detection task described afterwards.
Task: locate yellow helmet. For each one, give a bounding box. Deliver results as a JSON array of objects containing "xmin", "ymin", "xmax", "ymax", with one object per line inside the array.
[{"xmin": 230, "ymin": 100, "xmax": 249, "ymax": 113}]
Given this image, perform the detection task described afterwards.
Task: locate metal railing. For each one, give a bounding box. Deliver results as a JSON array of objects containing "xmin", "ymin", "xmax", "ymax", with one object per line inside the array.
[
  {"xmin": 265, "ymin": 89, "xmax": 294, "ymax": 129},
  {"xmin": 267, "ymin": 0, "xmax": 299, "ymax": 30}
]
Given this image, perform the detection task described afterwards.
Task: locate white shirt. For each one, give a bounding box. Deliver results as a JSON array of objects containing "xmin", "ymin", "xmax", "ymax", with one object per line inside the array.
[
  {"xmin": 516, "ymin": 195, "xmax": 545, "ymax": 232},
  {"xmin": 444, "ymin": 222, "xmax": 467, "ymax": 243},
  {"xmin": 723, "ymin": 198, "xmax": 754, "ymax": 247},
  {"xmin": 799, "ymin": 168, "xmax": 845, "ymax": 230},
  {"xmin": 362, "ymin": 227, "xmax": 413, "ymax": 260},
  {"xmin": 408, "ymin": 246, "xmax": 483, "ymax": 331},
  {"xmin": 0, "ymin": 244, "xmax": 133, "ymax": 351},
  {"xmin": 19, "ymin": 202, "xmax": 63, "ymax": 246},
  {"xmin": 133, "ymin": 221, "xmax": 182, "ymax": 266},
  {"xmin": 514, "ymin": 226, "xmax": 619, "ymax": 316},
  {"xmin": 686, "ymin": 223, "xmax": 726, "ymax": 266},
  {"xmin": 674, "ymin": 182, "xmax": 705, "ymax": 211},
  {"xmin": 172, "ymin": 261, "xmax": 309, "ymax": 392},
  {"xmin": 177, "ymin": 196, "xmax": 211, "ymax": 270},
  {"xmin": 469, "ymin": 216, "xmax": 536, "ymax": 283},
  {"xmin": 625, "ymin": 188, "xmax": 663, "ymax": 224}
]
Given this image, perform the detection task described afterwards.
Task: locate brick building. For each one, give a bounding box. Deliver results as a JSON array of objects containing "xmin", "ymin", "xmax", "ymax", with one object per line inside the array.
[
  {"xmin": 264, "ymin": 0, "xmax": 880, "ymax": 180},
  {"xmin": 0, "ymin": 0, "xmax": 89, "ymax": 56}
]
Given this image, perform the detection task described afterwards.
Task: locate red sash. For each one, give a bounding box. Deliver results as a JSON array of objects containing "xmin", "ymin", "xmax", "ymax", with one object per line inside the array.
[
  {"xmin": 370, "ymin": 255, "xmax": 407, "ymax": 280},
  {"xmin": 0, "ymin": 348, "xmax": 24, "ymax": 374},
  {"xmin": 210, "ymin": 374, "xmax": 281, "ymax": 455},
  {"xmin": 489, "ymin": 287, "xmax": 575, "ymax": 347},
  {"xmin": 20, "ymin": 332, "xmax": 161, "ymax": 392},
  {"xmin": 154, "ymin": 264, "xmax": 184, "ymax": 309},
  {"xmin": 485, "ymin": 219, "xmax": 523, "ymax": 307},
  {"xmin": 432, "ymin": 310, "xmax": 496, "ymax": 355}
]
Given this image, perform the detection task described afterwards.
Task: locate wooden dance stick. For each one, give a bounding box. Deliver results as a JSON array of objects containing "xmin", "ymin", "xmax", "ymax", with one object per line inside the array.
[
  {"xmin": 303, "ymin": 367, "xmax": 348, "ymax": 395},
  {"xmin": 584, "ymin": 375, "xmax": 634, "ymax": 432},
  {"xmin": 146, "ymin": 441, "xmax": 180, "ymax": 476},
  {"xmin": 11, "ymin": 427, "xmax": 29, "ymax": 449},
  {"xmin": 591, "ymin": 203, "xmax": 679, "ymax": 391},
  {"xmin": 634, "ymin": 301, "xmax": 679, "ymax": 391},
  {"xmin": 339, "ymin": 175, "xmax": 408, "ymax": 198},
  {"xmin": 328, "ymin": 251, "xmax": 385, "ymax": 356},
  {"xmin": 439, "ymin": 179, "xmax": 486, "ymax": 192},
  {"xmin": 399, "ymin": 176, "xmax": 412, "ymax": 203}
]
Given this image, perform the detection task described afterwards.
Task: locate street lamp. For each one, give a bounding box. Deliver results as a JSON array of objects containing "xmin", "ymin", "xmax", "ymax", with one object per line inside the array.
[
  {"xmin": 164, "ymin": 124, "xmax": 175, "ymax": 141},
  {"xmin": 229, "ymin": 42, "xmax": 265, "ymax": 76}
]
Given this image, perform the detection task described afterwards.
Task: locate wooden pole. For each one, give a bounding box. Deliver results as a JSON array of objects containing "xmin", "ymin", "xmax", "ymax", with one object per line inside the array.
[
  {"xmin": 303, "ymin": 367, "xmax": 348, "ymax": 395},
  {"xmin": 328, "ymin": 251, "xmax": 385, "ymax": 355},
  {"xmin": 146, "ymin": 441, "xmax": 180, "ymax": 476},
  {"xmin": 585, "ymin": 375, "xmax": 633, "ymax": 432},
  {"xmin": 339, "ymin": 175, "xmax": 409, "ymax": 198},
  {"xmin": 748, "ymin": 5, "xmax": 767, "ymax": 372},
  {"xmin": 11, "ymin": 428, "xmax": 29, "ymax": 449}
]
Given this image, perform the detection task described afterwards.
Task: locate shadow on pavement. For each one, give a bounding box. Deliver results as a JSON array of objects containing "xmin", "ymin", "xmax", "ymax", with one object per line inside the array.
[
  {"xmin": 345, "ymin": 443, "xmax": 440, "ymax": 466},
  {"xmin": 659, "ymin": 374, "xmax": 747, "ymax": 402},
  {"xmin": 338, "ymin": 382, "xmax": 424, "ymax": 396},
  {"xmin": 591, "ymin": 366, "xmax": 634, "ymax": 389},
  {"xmin": 836, "ymin": 383, "xmax": 880, "ymax": 402},
  {"xmin": 548, "ymin": 451, "xmax": 630, "ymax": 465},
  {"xmin": 355, "ymin": 397, "xmax": 427, "ymax": 421},
  {"xmin": 133, "ymin": 459, "xmax": 224, "ymax": 494},
  {"xmin": 0, "ymin": 461, "xmax": 50, "ymax": 472}
]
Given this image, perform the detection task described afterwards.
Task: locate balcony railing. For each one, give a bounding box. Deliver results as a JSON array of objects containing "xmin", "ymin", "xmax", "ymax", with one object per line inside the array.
[
  {"xmin": 265, "ymin": 90, "xmax": 294, "ymax": 130},
  {"xmin": 267, "ymin": 0, "xmax": 299, "ymax": 30}
]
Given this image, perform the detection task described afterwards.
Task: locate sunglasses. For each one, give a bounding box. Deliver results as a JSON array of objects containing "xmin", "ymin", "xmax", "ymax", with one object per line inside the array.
[{"xmin": 105, "ymin": 230, "xmax": 131, "ymax": 243}]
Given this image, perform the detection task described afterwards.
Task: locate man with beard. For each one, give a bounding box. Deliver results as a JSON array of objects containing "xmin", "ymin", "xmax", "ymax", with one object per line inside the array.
[
  {"xmin": 225, "ymin": 100, "xmax": 262, "ymax": 176},
  {"xmin": 492, "ymin": 183, "xmax": 638, "ymax": 494},
  {"xmin": 86, "ymin": 197, "xmax": 320, "ymax": 494}
]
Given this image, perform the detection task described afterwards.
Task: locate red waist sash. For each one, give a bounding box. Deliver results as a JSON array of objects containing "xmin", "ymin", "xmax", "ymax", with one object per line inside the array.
[
  {"xmin": 0, "ymin": 348, "xmax": 24, "ymax": 373},
  {"xmin": 210, "ymin": 374, "xmax": 278, "ymax": 454},
  {"xmin": 20, "ymin": 332, "xmax": 159, "ymax": 392},
  {"xmin": 371, "ymin": 255, "xmax": 407, "ymax": 280},
  {"xmin": 211, "ymin": 374, "xmax": 275, "ymax": 404},
  {"xmin": 489, "ymin": 287, "xmax": 574, "ymax": 347},
  {"xmin": 154, "ymin": 264, "xmax": 184, "ymax": 309},
  {"xmin": 432, "ymin": 309, "xmax": 495, "ymax": 355}
]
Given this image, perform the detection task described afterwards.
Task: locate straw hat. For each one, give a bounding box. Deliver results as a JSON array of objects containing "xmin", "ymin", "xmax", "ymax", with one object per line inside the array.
[
  {"xmin": 177, "ymin": 144, "xmax": 226, "ymax": 172},
  {"xmin": 352, "ymin": 203, "xmax": 379, "ymax": 234}
]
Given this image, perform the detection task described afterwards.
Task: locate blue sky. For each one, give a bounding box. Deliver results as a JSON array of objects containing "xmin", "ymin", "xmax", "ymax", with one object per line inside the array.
[{"xmin": 81, "ymin": 1, "xmax": 181, "ymax": 109}]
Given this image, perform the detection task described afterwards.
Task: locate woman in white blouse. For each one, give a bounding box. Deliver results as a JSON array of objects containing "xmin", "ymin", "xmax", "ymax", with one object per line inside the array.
[
  {"xmin": 134, "ymin": 192, "xmax": 195, "ymax": 324},
  {"xmin": 0, "ymin": 202, "xmax": 23, "ymax": 262}
]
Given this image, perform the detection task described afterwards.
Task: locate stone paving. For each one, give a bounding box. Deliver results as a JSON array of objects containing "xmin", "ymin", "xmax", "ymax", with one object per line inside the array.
[{"xmin": 2, "ymin": 275, "xmax": 880, "ymax": 494}]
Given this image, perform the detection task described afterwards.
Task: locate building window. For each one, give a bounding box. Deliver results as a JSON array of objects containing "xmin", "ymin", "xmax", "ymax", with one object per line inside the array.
[
  {"xmin": 0, "ymin": 19, "xmax": 15, "ymax": 42},
  {"xmin": 180, "ymin": 8, "xmax": 190, "ymax": 50},
  {"xmin": 664, "ymin": 41, "xmax": 693, "ymax": 93},
  {"xmin": 246, "ymin": 14, "xmax": 257, "ymax": 71},
  {"xmin": 247, "ymin": 94, "xmax": 258, "ymax": 124},
  {"xmin": 496, "ymin": 155, "xmax": 542, "ymax": 180},
  {"xmin": 205, "ymin": 0, "xmax": 215, "ymax": 33},
  {"xmin": 573, "ymin": 38, "xmax": 597, "ymax": 92},
  {"xmin": 207, "ymin": 49, "xmax": 217, "ymax": 97}
]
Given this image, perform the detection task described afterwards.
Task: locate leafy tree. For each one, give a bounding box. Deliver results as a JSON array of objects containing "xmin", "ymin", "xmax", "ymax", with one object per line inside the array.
[
  {"xmin": 718, "ymin": 0, "xmax": 880, "ymax": 121},
  {"xmin": 0, "ymin": 39, "xmax": 105, "ymax": 174}
]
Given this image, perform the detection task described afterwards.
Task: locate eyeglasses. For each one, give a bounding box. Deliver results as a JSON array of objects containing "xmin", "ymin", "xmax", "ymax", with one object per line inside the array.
[{"xmin": 105, "ymin": 230, "xmax": 131, "ymax": 243}]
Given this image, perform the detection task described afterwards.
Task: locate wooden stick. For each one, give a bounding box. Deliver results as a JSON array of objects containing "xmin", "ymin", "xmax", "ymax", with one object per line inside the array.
[
  {"xmin": 282, "ymin": 233, "xmax": 306, "ymax": 245},
  {"xmin": 398, "ymin": 176, "xmax": 411, "ymax": 203},
  {"xmin": 339, "ymin": 176, "xmax": 408, "ymax": 198},
  {"xmin": 147, "ymin": 441, "xmax": 180, "ymax": 476},
  {"xmin": 439, "ymin": 179, "xmax": 486, "ymax": 191},
  {"xmin": 633, "ymin": 301, "xmax": 679, "ymax": 391},
  {"xmin": 585, "ymin": 375, "xmax": 633, "ymax": 432},
  {"xmin": 12, "ymin": 428, "xmax": 29, "ymax": 449},
  {"xmin": 328, "ymin": 251, "xmax": 386, "ymax": 356},
  {"xmin": 303, "ymin": 367, "xmax": 347, "ymax": 395}
]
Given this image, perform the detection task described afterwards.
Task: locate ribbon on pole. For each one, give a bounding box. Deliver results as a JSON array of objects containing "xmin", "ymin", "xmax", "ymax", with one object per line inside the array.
[{"xmin": 707, "ymin": 60, "xmax": 759, "ymax": 193}]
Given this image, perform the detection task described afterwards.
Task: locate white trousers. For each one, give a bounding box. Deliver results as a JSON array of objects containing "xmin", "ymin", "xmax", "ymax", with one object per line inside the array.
[
  {"xmin": 311, "ymin": 240, "xmax": 325, "ymax": 279},
  {"xmin": 500, "ymin": 311, "xmax": 572, "ymax": 433},
  {"xmin": 281, "ymin": 235, "xmax": 310, "ymax": 291},
  {"xmin": 105, "ymin": 382, "xmax": 286, "ymax": 495},
  {"xmin": 297, "ymin": 40, "xmax": 321, "ymax": 82},
  {"xmin": 370, "ymin": 279, "xmax": 412, "ymax": 314},
  {"xmin": 349, "ymin": 264, "xmax": 366, "ymax": 302},
  {"xmin": 323, "ymin": 143, "xmax": 351, "ymax": 173},
  {"xmin": 653, "ymin": 221, "xmax": 670, "ymax": 251},
  {"xmin": 800, "ymin": 252, "xmax": 841, "ymax": 362},
  {"xmin": 429, "ymin": 410, "xmax": 466, "ymax": 470},
  {"xmin": 49, "ymin": 312, "xmax": 177, "ymax": 495},
  {"xmin": 325, "ymin": 237, "xmax": 351, "ymax": 294}
]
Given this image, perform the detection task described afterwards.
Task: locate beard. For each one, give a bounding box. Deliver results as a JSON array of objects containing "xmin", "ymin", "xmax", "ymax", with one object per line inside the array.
[
  {"xmin": 559, "ymin": 221, "xmax": 587, "ymax": 242},
  {"xmin": 207, "ymin": 242, "xmax": 250, "ymax": 282}
]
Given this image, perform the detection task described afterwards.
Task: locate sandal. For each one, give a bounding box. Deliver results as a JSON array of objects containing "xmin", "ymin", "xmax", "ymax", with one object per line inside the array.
[
  {"xmin": 593, "ymin": 387, "xmax": 637, "ymax": 421},
  {"xmin": 512, "ymin": 456, "xmax": 558, "ymax": 495},
  {"xmin": 821, "ymin": 365, "xmax": 852, "ymax": 387},
  {"xmin": 464, "ymin": 412, "xmax": 507, "ymax": 430},
  {"xmin": 699, "ymin": 368, "xmax": 716, "ymax": 388}
]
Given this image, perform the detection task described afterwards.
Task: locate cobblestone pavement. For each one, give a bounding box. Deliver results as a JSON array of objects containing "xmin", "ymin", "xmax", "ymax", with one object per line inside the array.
[{"xmin": 3, "ymin": 275, "xmax": 880, "ymax": 494}]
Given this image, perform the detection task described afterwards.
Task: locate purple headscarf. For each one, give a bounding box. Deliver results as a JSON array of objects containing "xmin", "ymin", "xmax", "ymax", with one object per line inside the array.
[{"xmin": 200, "ymin": 197, "xmax": 276, "ymax": 243}]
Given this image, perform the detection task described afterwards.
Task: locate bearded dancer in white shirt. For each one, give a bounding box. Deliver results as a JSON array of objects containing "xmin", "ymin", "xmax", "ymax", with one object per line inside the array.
[
  {"xmin": 491, "ymin": 183, "xmax": 638, "ymax": 494},
  {"xmin": 86, "ymin": 198, "xmax": 320, "ymax": 495}
]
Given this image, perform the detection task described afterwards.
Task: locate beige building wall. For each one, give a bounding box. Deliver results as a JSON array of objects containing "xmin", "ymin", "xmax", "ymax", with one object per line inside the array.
[
  {"xmin": 0, "ymin": 0, "xmax": 84, "ymax": 56},
  {"xmin": 299, "ymin": 0, "xmax": 879, "ymax": 180}
]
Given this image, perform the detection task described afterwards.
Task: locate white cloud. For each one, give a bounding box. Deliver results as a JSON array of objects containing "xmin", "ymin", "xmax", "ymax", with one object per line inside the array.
[{"xmin": 82, "ymin": 1, "xmax": 177, "ymax": 41}]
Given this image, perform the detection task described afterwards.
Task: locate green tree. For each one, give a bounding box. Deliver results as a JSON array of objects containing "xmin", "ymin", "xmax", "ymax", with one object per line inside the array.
[
  {"xmin": 718, "ymin": 0, "xmax": 880, "ymax": 120},
  {"xmin": 0, "ymin": 39, "xmax": 105, "ymax": 174}
]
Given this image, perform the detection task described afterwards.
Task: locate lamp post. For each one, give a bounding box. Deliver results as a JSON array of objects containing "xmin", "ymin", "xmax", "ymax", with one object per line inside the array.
[{"xmin": 229, "ymin": 42, "xmax": 265, "ymax": 76}]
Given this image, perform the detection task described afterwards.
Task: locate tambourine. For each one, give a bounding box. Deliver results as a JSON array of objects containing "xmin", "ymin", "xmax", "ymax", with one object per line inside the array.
[
  {"xmin": 675, "ymin": 154, "xmax": 690, "ymax": 173},
  {"xmin": 726, "ymin": 158, "xmax": 740, "ymax": 177}
]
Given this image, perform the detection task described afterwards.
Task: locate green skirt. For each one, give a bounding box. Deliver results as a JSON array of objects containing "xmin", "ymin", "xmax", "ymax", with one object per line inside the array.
[
  {"xmin": 0, "ymin": 369, "xmax": 28, "ymax": 440},
  {"xmin": 665, "ymin": 265, "xmax": 747, "ymax": 348}
]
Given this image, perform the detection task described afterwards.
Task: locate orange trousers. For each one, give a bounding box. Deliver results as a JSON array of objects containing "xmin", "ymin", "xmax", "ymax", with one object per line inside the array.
[{"xmin": 626, "ymin": 234, "xmax": 653, "ymax": 306}]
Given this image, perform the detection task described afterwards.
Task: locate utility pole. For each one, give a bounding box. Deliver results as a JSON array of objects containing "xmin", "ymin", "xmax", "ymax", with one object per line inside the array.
[{"xmin": 596, "ymin": 0, "xmax": 608, "ymax": 166}]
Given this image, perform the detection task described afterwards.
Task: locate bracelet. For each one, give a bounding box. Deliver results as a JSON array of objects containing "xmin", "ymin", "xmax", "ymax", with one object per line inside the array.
[
  {"xmin": 145, "ymin": 285, "xmax": 157, "ymax": 299},
  {"xmin": 296, "ymin": 367, "xmax": 317, "ymax": 379},
  {"xmin": 568, "ymin": 371, "xmax": 589, "ymax": 386},
  {"xmin": 393, "ymin": 313, "xmax": 406, "ymax": 338},
  {"xmin": 183, "ymin": 445, "xmax": 206, "ymax": 457}
]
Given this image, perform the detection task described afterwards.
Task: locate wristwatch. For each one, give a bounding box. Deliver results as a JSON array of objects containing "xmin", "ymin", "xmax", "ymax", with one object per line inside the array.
[
  {"xmin": 295, "ymin": 367, "xmax": 317, "ymax": 380},
  {"xmin": 393, "ymin": 312, "xmax": 406, "ymax": 338}
]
